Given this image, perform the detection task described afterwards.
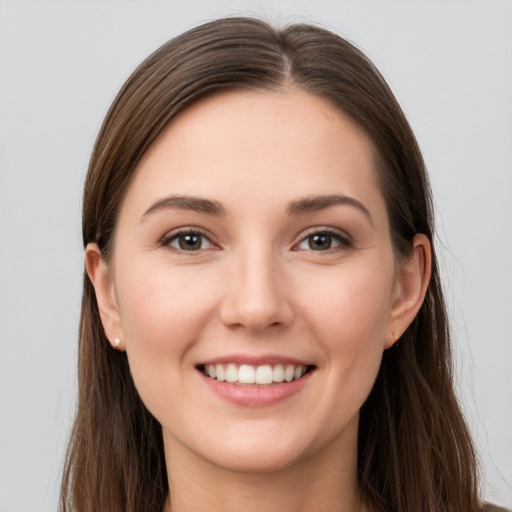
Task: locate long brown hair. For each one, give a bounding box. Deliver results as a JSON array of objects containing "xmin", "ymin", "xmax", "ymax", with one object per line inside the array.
[{"xmin": 61, "ymin": 17, "xmax": 481, "ymax": 512}]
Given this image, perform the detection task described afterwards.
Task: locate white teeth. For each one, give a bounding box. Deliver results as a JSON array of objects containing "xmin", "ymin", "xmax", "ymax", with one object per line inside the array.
[
  {"xmin": 225, "ymin": 363, "xmax": 238, "ymax": 383},
  {"xmin": 216, "ymin": 364, "xmax": 226, "ymax": 381},
  {"xmin": 203, "ymin": 363, "xmax": 309, "ymax": 385},
  {"xmin": 255, "ymin": 365, "xmax": 273, "ymax": 384},
  {"xmin": 273, "ymin": 364, "xmax": 284, "ymax": 383},
  {"xmin": 284, "ymin": 365, "xmax": 295, "ymax": 382},
  {"xmin": 238, "ymin": 364, "xmax": 256, "ymax": 384}
]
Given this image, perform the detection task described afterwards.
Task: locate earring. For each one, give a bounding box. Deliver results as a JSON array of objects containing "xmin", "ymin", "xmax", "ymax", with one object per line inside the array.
[{"xmin": 114, "ymin": 338, "xmax": 121, "ymax": 349}]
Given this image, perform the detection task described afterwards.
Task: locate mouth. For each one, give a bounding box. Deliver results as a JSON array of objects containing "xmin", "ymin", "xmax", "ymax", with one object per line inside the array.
[{"xmin": 196, "ymin": 363, "xmax": 316, "ymax": 386}]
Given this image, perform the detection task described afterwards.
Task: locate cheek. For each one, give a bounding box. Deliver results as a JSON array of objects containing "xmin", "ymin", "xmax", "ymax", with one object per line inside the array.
[
  {"xmin": 299, "ymin": 260, "xmax": 393, "ymax": 342},
  {"xmin": 296, "ymin": 260, "xmax": 393, "ymax": 390},
  {"xmin": 114, "ymin": 260, "xmax": 219, "ymax": 398},
  {"xmin": 117, "ymin": 259, "xmax": 215, "ymax": 343},
  {"xmin": 112, "ymin": 260, "xmax": 225, "ymax": 435}
]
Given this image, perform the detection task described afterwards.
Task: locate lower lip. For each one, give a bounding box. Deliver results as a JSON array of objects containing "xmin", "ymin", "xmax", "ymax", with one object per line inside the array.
[{"xmin": 200, "ymin": 370, "xmax": 314, "ymax": 407}]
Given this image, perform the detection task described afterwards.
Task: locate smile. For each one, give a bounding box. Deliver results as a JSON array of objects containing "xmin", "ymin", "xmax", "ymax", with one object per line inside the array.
[
  {"xmin": 197, "ymin": 356, "xmax": 316, "ymax": 406},
  {"xmin": 201, "ymin": 363, "xmax": 312, "ymax": 386}
]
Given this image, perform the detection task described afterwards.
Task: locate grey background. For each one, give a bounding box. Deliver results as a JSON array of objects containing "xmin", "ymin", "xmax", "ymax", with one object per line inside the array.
[{"xmin": 0, "ymin": 1, "xmax": 511, "ymax": 510}]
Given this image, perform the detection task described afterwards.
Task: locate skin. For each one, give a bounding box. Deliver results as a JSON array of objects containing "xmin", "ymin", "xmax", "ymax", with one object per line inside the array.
[{"xmin": 86, "ymin": 89, "xmax": 431, "ymax": 512}]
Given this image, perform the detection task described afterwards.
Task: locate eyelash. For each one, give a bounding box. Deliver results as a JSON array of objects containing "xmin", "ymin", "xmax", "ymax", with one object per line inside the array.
[
  {"xmin": 160, "ymin": 227, "xmax": 352, "ymax": 253},
  {"xmin": 293, "ymin": 228, "xmax": 352, "ymax": 253},
  {"xmin": 161, "ymin": 228, "xmax": 216, "ymax": 253}
]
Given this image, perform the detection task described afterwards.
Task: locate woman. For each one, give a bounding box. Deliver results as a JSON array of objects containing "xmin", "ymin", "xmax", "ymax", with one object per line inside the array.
[{"xmin": 60, "ymin": 17, "xmax": 495, "ymax": 512}]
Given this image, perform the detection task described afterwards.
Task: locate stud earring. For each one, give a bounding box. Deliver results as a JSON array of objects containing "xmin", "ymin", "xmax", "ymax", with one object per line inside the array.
[{"xmin": 114, "ymin": 338, "xmax": 121, "ymax": 349}]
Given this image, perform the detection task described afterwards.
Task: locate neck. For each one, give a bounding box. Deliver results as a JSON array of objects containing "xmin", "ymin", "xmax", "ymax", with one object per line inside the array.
[{"xmin": 163, "ymin": 421, "xmax": 369, "ymax": 512}]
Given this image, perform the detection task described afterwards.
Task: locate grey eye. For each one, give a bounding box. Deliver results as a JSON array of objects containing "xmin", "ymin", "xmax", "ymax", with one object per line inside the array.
[
  {"xmin": 168, "ymin": 233, "xmax": 212, "ymax": 251},
  {"xmin": 297, "ymin": 232, "xmax": 342, "ymax": 251},
  {"xmin": 309, "ymin": 234, "xmax": 333, "ymax": 250}
]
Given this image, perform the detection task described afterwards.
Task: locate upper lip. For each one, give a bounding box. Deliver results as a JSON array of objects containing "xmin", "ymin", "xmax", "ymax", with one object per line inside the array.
[{"xmin": 197, "ymin": 354, "xmax": 315, "ymax": 367}]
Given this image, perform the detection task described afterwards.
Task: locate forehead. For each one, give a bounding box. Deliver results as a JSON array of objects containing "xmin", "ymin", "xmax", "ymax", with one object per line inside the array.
[{"xmin": 122, "ymin": 89, "xmax": 386, "ymax": 222}]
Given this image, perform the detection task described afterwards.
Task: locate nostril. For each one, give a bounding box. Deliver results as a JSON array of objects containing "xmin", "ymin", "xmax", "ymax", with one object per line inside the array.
[{"xmin": 218, "ymin": 275, "xmax": 294, "ymax": 332}]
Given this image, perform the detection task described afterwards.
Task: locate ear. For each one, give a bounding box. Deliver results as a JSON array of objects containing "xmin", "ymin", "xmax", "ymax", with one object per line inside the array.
[
  {"xmin": 385, "ymin": 233, "xmax": 432, "ymax": 349},
  {"xmin": 85, "ymin": 243, "xmax": 124, "ymax": 351}
]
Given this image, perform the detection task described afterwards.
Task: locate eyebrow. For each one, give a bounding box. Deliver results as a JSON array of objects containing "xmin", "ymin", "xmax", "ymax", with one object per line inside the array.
[
  {"xmin": 286, "ymin": 194, "xmax": 373, "ymax": 225},
  {"xmin": 141, "ymin": 195, "xmax": 225, "ymax": 221},
  {"xmin": 141, "ymin": 193, "xmax": 372, "ymax": 224}
]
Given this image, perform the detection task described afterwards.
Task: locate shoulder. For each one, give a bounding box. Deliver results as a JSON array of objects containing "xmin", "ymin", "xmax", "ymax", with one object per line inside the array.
[{"xmin": 482, "ymin": 504, "xmax": 512, "ymax": 512}]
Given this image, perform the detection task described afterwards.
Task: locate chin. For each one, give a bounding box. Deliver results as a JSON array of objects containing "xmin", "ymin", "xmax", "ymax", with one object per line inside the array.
[
  {"xmin": 190, "ymin": 419, "xmax": 342, "ymax": 475},
  {"xmin": 205, "ymin": 442, "xmax": 309, "ymax": 474}
]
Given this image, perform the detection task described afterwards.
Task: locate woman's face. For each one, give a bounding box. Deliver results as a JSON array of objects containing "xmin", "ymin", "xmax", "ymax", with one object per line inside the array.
[{"xmin": 89, "ymin": 89, "xmax": 427, "ymax": 474}]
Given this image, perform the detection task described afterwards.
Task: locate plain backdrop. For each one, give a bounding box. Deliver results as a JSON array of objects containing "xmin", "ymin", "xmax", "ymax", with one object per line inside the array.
[{"xmin": 0, "ymin": 1, "xmax": 511, "ymax": 510}]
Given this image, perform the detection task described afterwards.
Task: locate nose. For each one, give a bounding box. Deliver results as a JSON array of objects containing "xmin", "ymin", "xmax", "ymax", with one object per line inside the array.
[{"xmin": 219, "ymin": 246, "xmax": 294, "ymax": 333}]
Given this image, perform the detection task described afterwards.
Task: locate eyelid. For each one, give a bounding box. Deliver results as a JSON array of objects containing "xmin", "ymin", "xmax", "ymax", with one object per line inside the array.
[
  {"xmin": 160, "ymin": 226, "xmax": 218, "ymax": 252},
  {"xmin": 159, "ymin": 225, "xmax": 352, "ymax": 253},
  {"xmin": 292, "ymin": 226, "xmax": 353, "ymax": 251}
]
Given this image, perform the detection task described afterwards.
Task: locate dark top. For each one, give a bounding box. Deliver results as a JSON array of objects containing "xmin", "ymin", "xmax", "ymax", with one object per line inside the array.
[{"xmin": 483, "ymin": 504, "xmax": 512, "ymax": 512}]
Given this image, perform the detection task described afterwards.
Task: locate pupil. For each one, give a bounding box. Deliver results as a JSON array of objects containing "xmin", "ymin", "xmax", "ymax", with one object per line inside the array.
[
  {"xmin": 309, "ymin": 234, "xmax": 331, "ymax": 250},
  {"xmin": 179, "ymin": 234, "xmax": 201, "ymax": 250}
]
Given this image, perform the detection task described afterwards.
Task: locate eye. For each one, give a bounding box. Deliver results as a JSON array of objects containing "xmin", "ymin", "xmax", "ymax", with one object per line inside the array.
[
  {"xmin": 295, "ymin": 230, "xmax": 350, "ymax": 252},
  {"xmin": 164, "ymin": 231, "xmax": 214, "ymax": 252}
]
